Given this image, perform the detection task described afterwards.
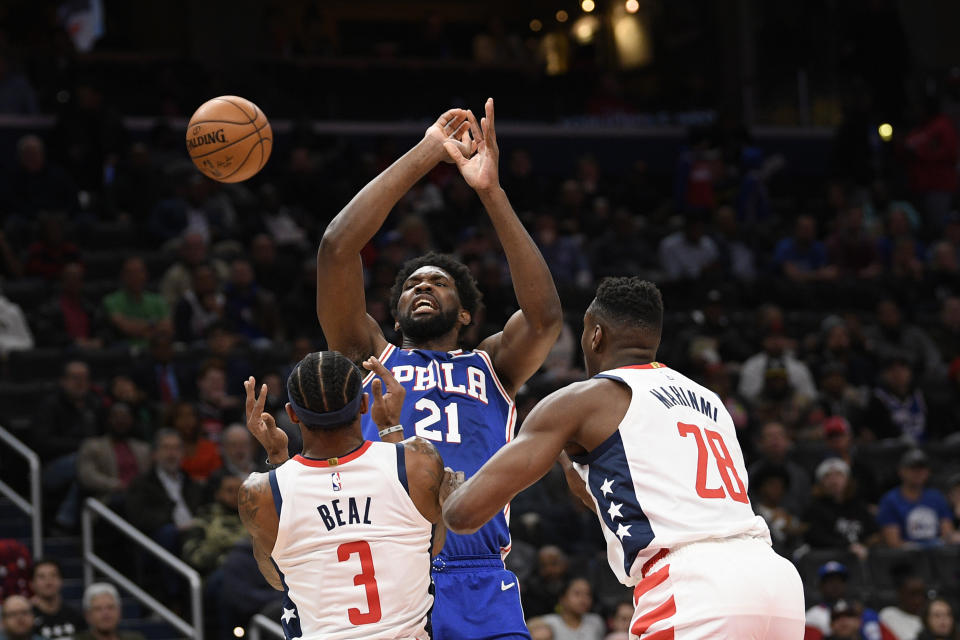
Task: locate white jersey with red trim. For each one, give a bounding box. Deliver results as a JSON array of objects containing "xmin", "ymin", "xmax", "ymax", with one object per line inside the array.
[
  {"xmin": 268, "ymin": 440, "xmax": 433, "ymax": 640},
  {"xmin": 570, "ymin": 363, "xmax": 770, "ymax": 587}
]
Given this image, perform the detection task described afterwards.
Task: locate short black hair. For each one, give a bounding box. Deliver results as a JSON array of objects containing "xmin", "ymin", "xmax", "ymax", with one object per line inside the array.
[
  {"xmin": 590, "ymin": 276, "xmax": 663, "ymax": 333},
  {"xmin": 389, "ymin": 252, "xmax": 483, "ymax": 320},
  {"xmin": 287, "ymin": 351, "xmax": 363, "ymax": 431},
  {"xmin": 30, "ymin": 558, "xmax": 62, "ymax": 579}
]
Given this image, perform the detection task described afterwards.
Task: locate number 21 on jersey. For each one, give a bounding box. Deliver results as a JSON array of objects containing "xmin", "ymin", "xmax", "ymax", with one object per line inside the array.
[
  {"xmin": 414, "ymin": 399, "xmax": 460, "ymax": 443},
  {"xmin": 677, "ymin": 422, "xmax": 749, "ymax": 503}
]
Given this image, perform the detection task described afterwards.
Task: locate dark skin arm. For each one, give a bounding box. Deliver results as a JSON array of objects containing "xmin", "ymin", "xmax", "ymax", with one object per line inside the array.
[
  {"xmin": 446, "ymin": 100, "xmax": 562, "ymax": 396},
  {"xmin": 237, "ymin": 472, "xmax": 282, "ymax": 590},
  {"xmin": 316, "ymin": 109, "xmax": 473, "ymax": 363},
  {"xmin": 403, "ymin": 436, "xmax": 464, "ymax": 555},
  {"xmin": 443, "ymin": 378, "xmax": 629, "ymax": 533}
]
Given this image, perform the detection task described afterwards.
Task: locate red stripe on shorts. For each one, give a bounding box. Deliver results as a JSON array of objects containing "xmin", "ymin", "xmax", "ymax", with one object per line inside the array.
[
  {"xmin": 643, "ymin": 629, "xmax": 675, "ymax": 639},
  {"xmin": 631, "ymin": 596, "xmax": 676, "ymax": 636},
  {"xmin": 633, "ymin": 564, "xmax": 670, "ymax": 603}
]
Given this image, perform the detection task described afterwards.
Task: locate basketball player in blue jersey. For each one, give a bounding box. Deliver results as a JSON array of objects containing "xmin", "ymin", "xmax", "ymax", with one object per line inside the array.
[
  {"xmin": 443, "ymin": 277, "xmax": 806, "ymax": 639},
  {"xmin": 316, "ymin": 99, "xmax": 562, "ymax": 640}
]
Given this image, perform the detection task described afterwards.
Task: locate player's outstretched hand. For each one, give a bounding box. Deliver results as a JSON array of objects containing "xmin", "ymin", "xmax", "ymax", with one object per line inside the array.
[
  {"xmin": 244, "ymin": 376, "xmax": 288, "ymax": 464},
  {"xmin": 363, "ymin": 356, "xmax": 406, "ymax": 430},
  {"xmin": 443, "ymin": 97, "xmax": 499, "ymax": 193},
  {"xmin": 425, "ymin": 108, "xmax": 471, "ymax": 163},
  {"xmin": 438, "ymin": 467, "xmax": 466, "ymax": 506}
]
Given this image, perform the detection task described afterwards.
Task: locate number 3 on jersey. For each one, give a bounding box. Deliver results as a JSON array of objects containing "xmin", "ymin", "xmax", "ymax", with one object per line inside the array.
[
  {"xmin": 414, "ymin": 398, "xmax": 460, "ymax": 443},
  {"xmin": 337, "ymin": 541, "xmax": 382, "ymax": 625},
  {"xmin": 677, "ymin": 422, "xmax": 749, "ymax": 503}
]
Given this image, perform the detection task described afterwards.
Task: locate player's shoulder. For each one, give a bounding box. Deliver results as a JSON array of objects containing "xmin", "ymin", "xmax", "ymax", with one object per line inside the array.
[
  {"xmin": 541, "ymin": 377, "xmax": 623, "ymax": 411},
  {"xmin": 401, "ymin": 436, "xmax": 443, "ymax": 468}
]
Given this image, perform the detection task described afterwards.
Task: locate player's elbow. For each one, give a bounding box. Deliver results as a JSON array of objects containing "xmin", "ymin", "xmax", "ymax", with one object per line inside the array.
[
  {"xmin": 318, "ymin": 225, "xmax": 351, "ymax": 261},
  {"xmin": 442, "ymin": 506, "xmax": 482, "ymax": 535}
]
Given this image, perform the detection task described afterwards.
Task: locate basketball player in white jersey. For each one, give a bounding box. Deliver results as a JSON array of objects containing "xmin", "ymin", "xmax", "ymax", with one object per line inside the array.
[
  {"xmin": 443, "ymin": 277, "xmax": 806, "ymax": 639},
  {"xmin": 239, "ymin": 351, "xmax": 460, "ymax": 640}
]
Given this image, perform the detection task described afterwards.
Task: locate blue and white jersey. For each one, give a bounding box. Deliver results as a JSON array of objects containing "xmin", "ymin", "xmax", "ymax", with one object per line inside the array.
[
  {"xmin": 361, "ymin": 344, "xmax": 516, "ymax": 559},
  {"xmin": 569, "ymin": 363, "xmax": 770, "ymax": 587}
]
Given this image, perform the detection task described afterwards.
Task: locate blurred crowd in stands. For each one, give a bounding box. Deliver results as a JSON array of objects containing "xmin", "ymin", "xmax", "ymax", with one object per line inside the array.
[{"xmin": 0, "ymin": 5, "xmax": 959, "ymax": 640}]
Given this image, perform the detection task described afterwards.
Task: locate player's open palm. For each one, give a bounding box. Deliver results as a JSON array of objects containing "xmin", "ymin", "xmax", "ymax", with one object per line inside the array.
[
  {"xmin": 244, "ymin": 376, "xmax": 288, "ymax": 461},
  {"xmin": 445, "ymin": 98, "xmax": 500, "ymax": 192},
  {"xmin": 363, "ymin": 356, "xmax": 406, "ymax": 429},
  {"xmin": 425, "ymin": 108, "xmax": 470, "ymax": 162}
]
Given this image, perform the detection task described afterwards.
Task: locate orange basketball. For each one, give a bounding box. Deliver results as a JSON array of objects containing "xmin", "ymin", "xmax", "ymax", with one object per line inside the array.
[{"xmin": 186, "ymin": 95, "xmax": 272, "ymax": 183}]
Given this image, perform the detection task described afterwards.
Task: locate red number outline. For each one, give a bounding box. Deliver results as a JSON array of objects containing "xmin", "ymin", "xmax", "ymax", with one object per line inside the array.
[
  {"xmin": 677, "ymin": 422, "xmax": 748, "ymax": 503},
  {"xmin": 336, "ymin": 541, "xmax": 382, "ymax": 625}
]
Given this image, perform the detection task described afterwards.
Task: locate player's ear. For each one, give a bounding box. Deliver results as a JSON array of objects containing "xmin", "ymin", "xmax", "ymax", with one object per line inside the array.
[
  {"xmin": 458, "ymin": 309, "xmax": 472, "ymax": 327},
  {"xmin": 360, "ymin": 393, "xmax": 369, "ymax": 415},
  {"xmin": 590, "ymin": 324, "xmax": 603, "ymax": 352},
  {"xmin": 285, "ymin": 403, "xmax": 299, "ymax": 424},
  {"xmin": 394, "ymin": 319, "xmax": 401, "ymax": 332}
]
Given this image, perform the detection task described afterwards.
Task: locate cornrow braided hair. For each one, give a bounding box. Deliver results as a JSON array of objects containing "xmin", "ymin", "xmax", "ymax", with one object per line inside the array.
[
  {"xmin": 592, "ymin": 276, "xmax": 664, "ymax": 332},
  {"xmin": 286, "ymin": 351, "xmax": 364, "ymax": 431}
]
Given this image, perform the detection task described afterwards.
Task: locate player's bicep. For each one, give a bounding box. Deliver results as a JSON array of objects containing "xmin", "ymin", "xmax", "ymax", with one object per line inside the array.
[
  {"xmin": 479, "ymin": 308, "xmax": 561, "ymax": 395},
  {"xmin": 315, "ymin": 248, "xmax": 385, "ymax": 358}
]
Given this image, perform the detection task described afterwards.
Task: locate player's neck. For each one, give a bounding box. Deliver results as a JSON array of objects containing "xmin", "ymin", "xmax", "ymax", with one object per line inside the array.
[
  {"xmin": 400, "ymin": 334, "xmax": 459, "ymax": 352},
  {"xmin": 301, "ymin": 429, "xmax": 365, "ymax": 461},
  {"xmin": 597, "ymin": 349, "xmax": 657, "ymax": 372}
]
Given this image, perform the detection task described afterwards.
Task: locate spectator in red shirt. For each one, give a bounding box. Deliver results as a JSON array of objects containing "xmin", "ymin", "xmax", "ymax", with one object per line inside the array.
[
  {"xmin": 167, "ymin": 401, "xmax": 221, "ymax": 482},
  {"xmin": 904, "ymin": 96, "xmax": 959, "ymax": 227},
  {"xmin": 24, "ymin": 214, "xmax": 80, "ymax": 281},
  {"xmin": 35, "ymin": 262, "xmax": 103, "ymax": 350},
  {"xmin": 75, "ymin": 403, "xmax": 150, "ymax": 512}
]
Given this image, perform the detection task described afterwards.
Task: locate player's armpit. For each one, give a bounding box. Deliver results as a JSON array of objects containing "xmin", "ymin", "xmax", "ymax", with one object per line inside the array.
[
  {"xmin": 251, "ymin": 536, "xmax": 283, "ymax": 591},
  {"xmin": 559, "ymin": 451, "xmax": 596, "ymax": 514},
  {"xmin": 443, "ymin": 383, "xmax": 589, "ymax": 534}
]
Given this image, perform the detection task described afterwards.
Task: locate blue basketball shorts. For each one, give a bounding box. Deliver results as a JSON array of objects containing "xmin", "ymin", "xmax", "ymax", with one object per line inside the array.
[{"xmin": 429, "ymin": 555, "xmax": 531, "ymax": 640}]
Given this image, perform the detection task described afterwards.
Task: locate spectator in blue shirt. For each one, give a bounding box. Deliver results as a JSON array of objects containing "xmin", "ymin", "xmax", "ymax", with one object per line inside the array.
[
  {"xmin": 877, "ymin": 449, "xmax": 958, "ymax": 547},
  {"xmin": 773, "ymin": 215, "xmax": 837, "ymax": 283}
]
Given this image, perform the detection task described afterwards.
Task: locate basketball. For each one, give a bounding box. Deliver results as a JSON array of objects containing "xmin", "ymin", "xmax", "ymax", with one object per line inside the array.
[{"xmin": 185, "ymin": 95, "xmax": 272, "ymax": 183}]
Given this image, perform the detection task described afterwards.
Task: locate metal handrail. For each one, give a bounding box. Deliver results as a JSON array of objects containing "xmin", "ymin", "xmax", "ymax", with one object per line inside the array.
[
  {"xmin": 0, "ymin": 425, "xmax": 42, "ymax": 556},
  {"xmin": 247, "ymin": 614, "xmax": 284, "ymax": 640},
  {"xmin": 81, "ymin": 498, "xmax": 203, "ymax": 638}
]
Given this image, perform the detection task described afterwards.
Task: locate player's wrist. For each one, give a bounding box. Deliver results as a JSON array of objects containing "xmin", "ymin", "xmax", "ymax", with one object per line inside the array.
[
  {"xmin": 266, "ymin": 449, "xmax": 289, "ymax": 465},
  {"xmin": 378, "ymin": 425, "xmax": 404, "ymax": 438}
]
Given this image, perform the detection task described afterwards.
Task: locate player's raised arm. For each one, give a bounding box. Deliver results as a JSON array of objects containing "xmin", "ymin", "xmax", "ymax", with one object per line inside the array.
[
  {"xmin": 445, "ymin": 99, "xmax": 562, "ymax": 396},
  {"xmin": 317, "ymin": 109, "xmax": 473, "ymax": 362},
  {"xmin": 442, "ymin": 380, "xmax": 597, "ymax": 534}
]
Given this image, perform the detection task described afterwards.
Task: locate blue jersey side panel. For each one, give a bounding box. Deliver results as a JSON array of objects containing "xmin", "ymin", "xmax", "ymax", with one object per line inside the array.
[{"xmin": 361, "ymin": 346, "xmax": 515, "ymax": 558}]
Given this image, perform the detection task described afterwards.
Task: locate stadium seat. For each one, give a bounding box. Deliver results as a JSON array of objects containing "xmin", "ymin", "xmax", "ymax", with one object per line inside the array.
[
  {"xmin": 866, "ymin": 548, "xmax": 935, "ymax": 603},
  {"xmin": 928, "ymin": 546, "xmax": 960, "ymax": 599},
  {"xmin": 5, "ymin": 348, "xmax": 63, "ymax": 381}
]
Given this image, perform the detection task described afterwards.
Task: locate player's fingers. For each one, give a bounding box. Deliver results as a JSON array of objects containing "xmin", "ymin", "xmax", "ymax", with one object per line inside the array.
[
  {"xmin": 465, "ymin": 109, "xmax": 482, "ymax": 143},
  {"xmin": 485, "ymin": 97, "xmax": 497, "ymax": 148},
  {"xmin": 450, "ymin": 120, "xmax": 470, "ymax": 142},
  {"xmin": 262, "ymin": 412, "xmax": 277, "ymax": 430},
  {"xmin": 244, "ymin": 377, "xmax": 256, "ymax": 415},
  {"xmin": 371, "ymin": 378, "xmax": 384, "ymax": 404},
  {"xmin": 442, "ymin": 139, "xmax": 467, "ymax": 167},
  {"xmin": 255, "ymin": 383, "xmax": 268, "ymax": 416},
  {"xmin": 436, "ymin": 107, "xmax": 463, "ymax": 127}
]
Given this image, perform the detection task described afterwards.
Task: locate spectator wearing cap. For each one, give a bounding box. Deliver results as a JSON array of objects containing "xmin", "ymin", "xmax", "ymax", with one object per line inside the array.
[
  {"xmin": 806, "ymin": 570, "xmax": 895, "ymax": 640},
  {"xmin": 861, "ymin": 355, "xmax": 929, "ymax": 443},
  {"xmin": 877, "ymin": 450, "xmax": 958, "ymax": 548},
  {"xmin": 821, "ymin": 417, "xmax": 881, "ymax": 505},
  {"xmin": 879, "ymin": 568, "xmax": 928, "ymax": 640},
  {"xmin": 805, "ymin": 562, "xmax": 849, "ymax": 635},
  {"xmin": 803, "ymin": 458, "xmax": 878, "ymax": 559},
  {"xmin": 738, "ymin": 324, "xmax": 816, "ymax": 406}
]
